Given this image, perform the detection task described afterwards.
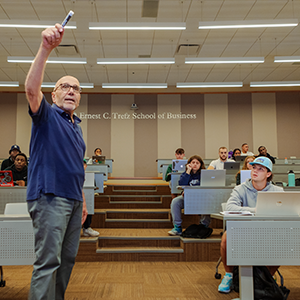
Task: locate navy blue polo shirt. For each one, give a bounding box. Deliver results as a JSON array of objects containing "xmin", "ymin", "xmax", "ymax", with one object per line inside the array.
[{"xmin": 27, "ymin": 96, "xmax": 86, "ymax": 201}]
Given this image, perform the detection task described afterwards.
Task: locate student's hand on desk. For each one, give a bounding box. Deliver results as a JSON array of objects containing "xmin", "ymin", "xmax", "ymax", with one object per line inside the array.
[{"xmin": 16, "ymin": 180, "xmax": 25, "ymax": 186}]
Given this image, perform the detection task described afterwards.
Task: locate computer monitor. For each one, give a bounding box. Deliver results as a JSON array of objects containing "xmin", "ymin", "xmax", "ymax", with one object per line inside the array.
[
  {"xmin": 240, "ymin": 170, "xmax": 251, "ymax": 183},
  {"xmin": 256, "ymin": 191, "xmax": 300, "ymax": 217},
  {"xmin": 234, "ymin": 156, "xmax": 246, "ymax": 163},
  {"xmin": 92, "ymin": 156, "xmax": 106, "ymax": 164},
  {"xmin": 224, "ymin": 161, "xmax": 240, "ymax": 174},
  {"xmin": 0, "ymin": 170, "xmax": 14, "ymax": 187},
  {"xmin": 172, "ymin": 159, "xmax": 187, "ymax": 172},
  {"xmin": 200, "ymin": 169, "xmax": 226, "ymax": 187}
]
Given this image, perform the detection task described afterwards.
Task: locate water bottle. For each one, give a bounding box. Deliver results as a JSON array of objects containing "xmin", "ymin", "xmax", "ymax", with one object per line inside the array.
[
  {"xmin": 288, "ymin": 170, "xmax": 295, "ymax": 187},
  {"xmin": 284, "ymin": 157, "xmax": 288, "ymax": 164}
]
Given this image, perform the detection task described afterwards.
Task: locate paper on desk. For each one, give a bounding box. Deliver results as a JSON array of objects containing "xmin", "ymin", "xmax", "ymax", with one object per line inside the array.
[{"xmin": 221, "ymin": 211, "xmax": 253, "ymax": 216}]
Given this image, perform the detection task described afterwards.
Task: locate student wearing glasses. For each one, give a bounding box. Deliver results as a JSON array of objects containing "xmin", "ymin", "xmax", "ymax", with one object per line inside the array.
[{"xmin": 25, "ymin": 23, "xmax": 87, "ymax": 299}]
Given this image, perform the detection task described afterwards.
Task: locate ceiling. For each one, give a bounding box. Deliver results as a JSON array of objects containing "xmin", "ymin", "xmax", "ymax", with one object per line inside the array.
[{"xmin": 1, "ymin": 0, "xmax": 300, "ymax": 92}]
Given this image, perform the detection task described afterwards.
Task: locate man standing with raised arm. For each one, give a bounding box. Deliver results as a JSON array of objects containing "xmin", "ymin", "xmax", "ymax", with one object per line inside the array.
[{"xmin": 25, "ymin": 23, "xmax": 88, "ymax": 300}]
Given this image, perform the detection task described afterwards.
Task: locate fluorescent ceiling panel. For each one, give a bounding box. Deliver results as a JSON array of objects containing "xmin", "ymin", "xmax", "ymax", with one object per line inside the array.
[
  {"xmin": 102, "ymin": 83, "xmax": 168, "ymax": 88},
  {"xmin": 7, "ymin": 57, "xmax": 87, "ymax": 64},
  {"xmin": 250, "ymin": 81, "xmax": 300, "ymax": 87},
  {"xmin": 198, "ymin": 19, "xmax": 298, "ymax": 29},
  {"xmin": 274, "ymin": 56, "xmax": 300, "ymax": 63},
  {"xmin": 0, "ymin": 19, "xmax": 76, "ymax": 29},
  {"xmin": 0, "ymin": 81, "xmax": 19, "ymax": 87},
  {"xmin": 41, "ymin": 82, "xmax": 94, "ymax": 88},
  {"xmin": 176, "ymin": 82, "xmax": 243, "ymax": 88},
  {"xmin": 185, "ymin": 57, "xmax": 264, "ymax": 64},
  {"xmin": 97, "ymin": 58, "xmax": 175, "ymax": 65},
  {"xmin": 89, "ymin": 22, "xmax": 186, "ymax": 30}
]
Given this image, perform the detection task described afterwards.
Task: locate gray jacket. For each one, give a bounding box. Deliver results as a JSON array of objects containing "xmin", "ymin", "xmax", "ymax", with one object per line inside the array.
[{"xmin": 226, "ymin": 179, "xmax": 283, "ymax": 212}]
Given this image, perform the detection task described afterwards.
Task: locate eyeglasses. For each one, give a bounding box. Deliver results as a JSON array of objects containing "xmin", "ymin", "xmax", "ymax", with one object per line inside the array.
[{"xmin": 54, "ymin": 83, "xmax": 82, "ymax": 94}]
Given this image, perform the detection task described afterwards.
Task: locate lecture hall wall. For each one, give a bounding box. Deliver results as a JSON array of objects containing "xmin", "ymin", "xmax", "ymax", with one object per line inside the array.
[{"xmin": 0, "ymin": 91, "xmax": 299, "ymax": 177}]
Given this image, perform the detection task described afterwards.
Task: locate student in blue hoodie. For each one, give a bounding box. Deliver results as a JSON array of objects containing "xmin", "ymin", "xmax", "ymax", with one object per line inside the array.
[{"xmin": 168, "ymin": 155, "xmax": 211, "ymax": 236}]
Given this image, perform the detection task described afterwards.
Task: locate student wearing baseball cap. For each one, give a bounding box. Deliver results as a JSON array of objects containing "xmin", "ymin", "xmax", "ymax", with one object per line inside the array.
[
  {"xmin": 1, "ymin": 144, "xmax": 21, "ymax": 170},
  {"xmin": 218, "ymin": 156, "xmax": 283, "ymax": 294}
]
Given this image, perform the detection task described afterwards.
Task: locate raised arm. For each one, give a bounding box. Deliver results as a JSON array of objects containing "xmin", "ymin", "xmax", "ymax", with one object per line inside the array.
[{"xmin": 25, "ymin": 23, "xmax": 64, "ymax": 113}]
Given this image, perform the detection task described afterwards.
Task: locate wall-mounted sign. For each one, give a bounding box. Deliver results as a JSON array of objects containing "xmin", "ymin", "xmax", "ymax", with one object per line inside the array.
[{"xmin": 79, "ymin": 112, "xmax": 197, "ymax": 120}]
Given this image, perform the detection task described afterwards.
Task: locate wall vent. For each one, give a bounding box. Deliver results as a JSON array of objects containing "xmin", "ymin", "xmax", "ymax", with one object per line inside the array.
[{"xmin": 142, "ymin": 0, "xmax": 159, "ymax": 18}]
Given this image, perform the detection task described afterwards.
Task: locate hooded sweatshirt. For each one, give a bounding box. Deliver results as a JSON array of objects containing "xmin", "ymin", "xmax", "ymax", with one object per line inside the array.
[
  {"xmin": 178, "ymin": 171, "xmax": 201, "ymax": 186},
  {"xmin": 226, "ymin": 178, "xmax": 283, "ymax": 213}
]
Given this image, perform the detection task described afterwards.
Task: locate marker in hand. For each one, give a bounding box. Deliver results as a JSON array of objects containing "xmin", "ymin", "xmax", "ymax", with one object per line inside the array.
[{"xmin": 61, "ymin": 10, "xmax": 74, "ymax": 28}]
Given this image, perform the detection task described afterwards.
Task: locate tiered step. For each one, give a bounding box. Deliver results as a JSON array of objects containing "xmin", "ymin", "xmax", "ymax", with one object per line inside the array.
[
  {"xmin": 77, "ymin": 178, "xmax": 224, "ymax": 262},
  {"xmin": 77, "ymin": 228, "xmax": 223, "ymax": 262},
  {"xmin": 92, "ymin": 208, "xmax": 173, "ymax": 228}
]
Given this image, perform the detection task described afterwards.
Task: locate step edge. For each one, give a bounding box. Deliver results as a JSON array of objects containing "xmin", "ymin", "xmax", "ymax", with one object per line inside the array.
[
  {"xmin": 180, "ymin": 237, "xmax": 222, "ymax": 243},
  {"xmin": 98, "ymin": 236, "xmax": 179, "ymax": 240},
  {"xmin": 105, "ymin": 219, "xmax": 171, "ymax": 222},
  {"xmin": 96, "ymin": 248, "xmax": 184, "ymax": 254}
]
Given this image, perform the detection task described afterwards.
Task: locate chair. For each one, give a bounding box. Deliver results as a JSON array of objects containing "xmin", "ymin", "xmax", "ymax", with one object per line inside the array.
[
  {"xmin": 4, "ymin": 203, "xmax": 28, "ymax": 215},
  {"xmin": 215, "ymin": 202, "xmax": 227, "ymax": 279}
]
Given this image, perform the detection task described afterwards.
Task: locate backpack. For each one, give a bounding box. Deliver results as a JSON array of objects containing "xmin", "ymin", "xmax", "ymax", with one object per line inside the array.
[
  {"xmin": 181, "ymin": 224, "xmax": 213, "ymax": 239},
  {"xmin": 232, "ymin": 266, "xmax": 290, "ymax": 300}
]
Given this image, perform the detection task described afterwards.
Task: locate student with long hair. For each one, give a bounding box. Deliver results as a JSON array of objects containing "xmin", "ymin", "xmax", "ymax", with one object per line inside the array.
[
  {"xmin": 168, "ymin": 155, "xmax": 212, "ymax": 237},
  {"xmin": 235, "ymin": 155, "xmax": 255, "ymax": 185}
]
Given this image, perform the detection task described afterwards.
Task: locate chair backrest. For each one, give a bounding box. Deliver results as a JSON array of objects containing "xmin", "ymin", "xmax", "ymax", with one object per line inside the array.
[
  {"xmin": 221, "ymin": 202, "xmax": 227, "ymax": 212},
  {"xmin": 4, "ymin": 203, "xmax": 29, "ymax": 215}
]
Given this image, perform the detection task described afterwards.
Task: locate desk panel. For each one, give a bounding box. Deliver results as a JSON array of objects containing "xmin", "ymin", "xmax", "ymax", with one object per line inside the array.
[
  {"xmin": 227, "ymin": 220, "xmax": 300, "ymax": 266},
  {"xmin": 0, "ymin": 218, "xmax": 35, "ymax": 265},
  {"xmin": 183, "ymin": 187, "xmax": 233, "ymax": 214},
  {"xmin": 86, "ymin": 165, "xmax": 108, "ymax": 180},
  {"xmin": 105, "ymin": 159, "xmax": 114, "ymax": 174},
  {"xmin": 273, "ymin": 164, "xmax": 300, "ymax": 173},
  {"xmin": 170, "ymin": 173, "xmax": 182, "ymax": 194},
  {"xmin": 0, "ymin": 187, "xmax": 95, "ymax": 215},
  {"xmin": 0, "ymin": 187, "xmax": 27, "ymax": 214},
  {"xmin": 156, "ymin": 159, "xmax": 172, "ymax": 174}
]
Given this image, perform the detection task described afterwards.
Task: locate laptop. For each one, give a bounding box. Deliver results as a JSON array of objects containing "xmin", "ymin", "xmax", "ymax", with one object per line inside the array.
[
  {"xmin": 224, "ymin": 161, "xmax": 240, "ymax": 174},
  {"xmin": 235, "ymin": 156, "xmax": 246, "ymax": 163},
  {"xmin": 0, "ymin": 170, "xmax": 14, "ymax": 187},
  {"xmin": 255, "ymin": 191, "xmax": 300, "ymax": 217},
  {"xmin": 172, "ymin": 159, "xmax": 188, "ymax": 172},
  {"xmin": 240, "ymin": 170, "xmax": 251, "ymax": 183},
  {"xmin": 92, "ymin": 156, "xmax": 106, "ymax": 164},
  {"xmin": 200, "ymin": 169, "xmax": 226, "ymax": 187}
]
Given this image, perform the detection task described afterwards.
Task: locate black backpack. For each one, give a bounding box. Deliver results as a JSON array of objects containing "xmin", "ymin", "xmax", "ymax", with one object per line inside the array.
[
  {"xmin": 181, "ymin": 224, "xmax": 213, "ymax": 239},
  {"xmin": 232, "ymin": 266, "xmax": 290, "ymax": 300}
]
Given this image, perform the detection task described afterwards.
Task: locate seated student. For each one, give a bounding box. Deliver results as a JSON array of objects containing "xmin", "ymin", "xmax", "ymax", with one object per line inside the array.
[
  {"xmin": 256, "ymin": 145, "xmax": 275, "ymax": 164},
  {"xmin": 235, "ymin": 155, "xmax": 255, "ymax": 185},
  {"xmin": 5, "ymin": 153, "xmax": 28, "ymax": 186},
  {"xmin": 165, "ymin": 148, "xmax": 185, "ymax": 199},
  {"xmin": 231, "ymin": 148, "xmax": 241, "ymax": 161},
  {"xmin": 218, "ymin": 157, "xmax": 283, "ymax": 294},
  {"xmin": 82, "ymin": 160, "xmax": 99, "ymax": 237},
  {"xmin": 240, "ymin": 143, "xmax": 254, "ymax": 156},
  {"xmin": 1, "ymin": 144, "xmax": 21, "ymax": 170},
  {"xmin": 87, "ymin": 148, "xmax": 102, "ymax": 164},
  {"xmin": 207, "ymin": 147, "xmax": 234, "ymax": 170},
  {"xmin": 168, "ymin": 155, "xmax": 211, "ymax": 237}
]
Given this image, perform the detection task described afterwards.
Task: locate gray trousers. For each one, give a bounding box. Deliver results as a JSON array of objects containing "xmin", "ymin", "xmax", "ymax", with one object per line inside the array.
[
  {"xmin": 170, "ymin": 195, "xmax": 211, "ymax": 227},
  {"xmin": 27, "ymin": 194, "xmax": 82, "ymax": 300}
]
